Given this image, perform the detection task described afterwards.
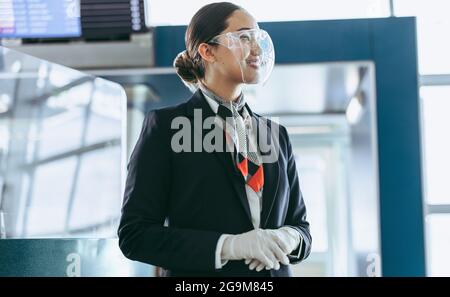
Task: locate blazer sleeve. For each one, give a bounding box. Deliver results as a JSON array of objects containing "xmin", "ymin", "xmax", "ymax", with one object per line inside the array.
[
  {"xmin": 117, "ymin": 110, "xmax": 223, "ymax": 272},
  {"xmin": 280, "ymin": 125, "xmax": 312, "ymax": 264}
]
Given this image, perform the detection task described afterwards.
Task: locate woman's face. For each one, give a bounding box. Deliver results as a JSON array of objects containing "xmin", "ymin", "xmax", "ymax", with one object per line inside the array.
[{"xmin": 207, "ymin": 9, "xmax": 261, "ymax": 84}]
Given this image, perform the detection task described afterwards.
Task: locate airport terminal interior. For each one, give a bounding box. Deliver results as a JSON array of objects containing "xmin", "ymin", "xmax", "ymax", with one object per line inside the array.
[{"xmin": 0, "ymin": 0, "xmax": 449, "ymax": 277}]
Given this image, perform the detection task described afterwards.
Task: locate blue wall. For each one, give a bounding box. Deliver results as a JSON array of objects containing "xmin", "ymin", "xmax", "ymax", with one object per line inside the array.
[{"xmin": 154, "ymin": 17, "xmax": 426, "ymax": 276}]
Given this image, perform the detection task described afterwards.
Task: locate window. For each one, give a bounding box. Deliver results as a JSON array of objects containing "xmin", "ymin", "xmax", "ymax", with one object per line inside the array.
[
  {"xmin": 420, "ymin": 86, "xmax": 450, "ymax": 205},
  {"xmin": 395, "ymin": 0, "xmax": 450, "ymax": 74},
  {"xmin": 419, "ymin": 86, "xmax": 450, "ymax": 275},
  {"xmin": 425, "ymin": 214, "xmax": 450, "ymax": 276},
  {"xmin": 145, "ymin": 0, "xmax": 390, "ymax": 26},
  {"xmin": 395, "ymin": 0, "xmax": 450, "ymax": 276}
]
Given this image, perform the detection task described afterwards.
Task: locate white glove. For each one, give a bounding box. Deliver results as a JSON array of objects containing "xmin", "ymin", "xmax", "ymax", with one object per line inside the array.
[
  {"xmin": 221, "ymin": 228, "xmax": 290, "ymax": 270},
  {"xmin": 245, "ymin": 227, "xmax": 300, "ymax": 271}
]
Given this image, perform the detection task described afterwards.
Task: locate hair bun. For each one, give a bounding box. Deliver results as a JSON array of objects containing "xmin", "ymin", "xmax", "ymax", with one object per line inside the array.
[{"xmin": 173, "ymin": 50, "xmax": 199, "ymax": 84}]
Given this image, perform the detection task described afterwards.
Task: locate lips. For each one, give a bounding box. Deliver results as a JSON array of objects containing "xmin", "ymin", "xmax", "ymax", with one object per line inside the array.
[{"xmin": 246, "ymin": 58, "xmax": 260, "ymax": 68}]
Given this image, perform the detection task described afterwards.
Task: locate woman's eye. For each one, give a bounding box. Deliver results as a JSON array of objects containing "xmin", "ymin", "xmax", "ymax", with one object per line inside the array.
[{"xmin": 240, "ymin": 34, "xmax": 251, "ymax": 42}]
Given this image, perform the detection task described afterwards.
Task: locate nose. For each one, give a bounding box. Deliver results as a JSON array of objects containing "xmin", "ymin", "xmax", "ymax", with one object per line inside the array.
[{"xmin": 250, "ymin": 40, "xmax": 262, "ymax": 56}]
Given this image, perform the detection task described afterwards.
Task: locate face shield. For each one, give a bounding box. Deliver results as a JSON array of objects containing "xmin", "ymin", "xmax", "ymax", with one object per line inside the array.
[{"xmin": 208, "ymin": 28, "xmax": 275, "ymax": 85}]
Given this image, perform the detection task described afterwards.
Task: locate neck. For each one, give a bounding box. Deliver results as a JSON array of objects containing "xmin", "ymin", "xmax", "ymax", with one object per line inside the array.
[{"xmin": 201, "ymin": 77, "xmax": 242, "ymax": 102}]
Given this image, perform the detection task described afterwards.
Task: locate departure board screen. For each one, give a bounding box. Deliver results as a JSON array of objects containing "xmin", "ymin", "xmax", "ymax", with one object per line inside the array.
[{"xmin": 0, "ymin": 0, "xmax": 81, "ymax": 38}]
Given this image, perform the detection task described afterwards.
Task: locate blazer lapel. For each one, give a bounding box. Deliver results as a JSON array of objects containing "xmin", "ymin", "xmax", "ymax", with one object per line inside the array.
[
  {"xmin": 185, "ymin": 90, "xmax": 253, "ymax": 224},
  {"xmin": 250, "ymin": 111, "xmax": 281, "ymax": 229},
  {"xmin": 260, "ymin": 152, "xmax": 280, "ymax": 229}
]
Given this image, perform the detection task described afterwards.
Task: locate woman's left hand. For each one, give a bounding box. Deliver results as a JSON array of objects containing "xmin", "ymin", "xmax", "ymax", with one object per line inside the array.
[{"xmin": 245, "ymin": 227, "xmax": 300, "ymax": 271}]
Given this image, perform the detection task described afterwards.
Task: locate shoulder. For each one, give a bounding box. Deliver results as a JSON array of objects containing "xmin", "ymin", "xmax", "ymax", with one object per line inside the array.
[{"xmin": 142, "ymin": 100, "xmax": 190, "ymax": 133}]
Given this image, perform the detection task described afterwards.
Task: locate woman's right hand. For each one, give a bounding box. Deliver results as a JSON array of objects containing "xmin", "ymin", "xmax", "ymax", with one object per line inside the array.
[{"xmin": 245, "ymin": 258, "xmax": 267, "ymax": 272}]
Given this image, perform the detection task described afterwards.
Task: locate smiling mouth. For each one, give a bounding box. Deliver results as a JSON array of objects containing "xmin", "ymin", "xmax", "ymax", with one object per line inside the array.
[{"xmin": 246, "ymin": 59, "xmax": 260, "ymax": 68}]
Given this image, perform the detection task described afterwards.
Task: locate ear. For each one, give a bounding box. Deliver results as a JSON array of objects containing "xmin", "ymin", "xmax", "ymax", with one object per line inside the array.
[{"xmin": 197, "ymin": 43, "xmax": 216, "ymax": 63}]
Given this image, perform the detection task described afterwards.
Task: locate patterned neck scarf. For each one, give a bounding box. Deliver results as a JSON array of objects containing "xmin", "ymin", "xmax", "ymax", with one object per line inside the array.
[{"xmin": 199, "ymin": 84, "xmax": 264, "ymax": 194}]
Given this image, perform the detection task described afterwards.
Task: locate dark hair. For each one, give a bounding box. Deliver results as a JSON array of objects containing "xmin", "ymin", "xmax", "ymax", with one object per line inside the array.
[{"xmin": 173, "ymin": 2, "xmax": 242, "ymax": 84}]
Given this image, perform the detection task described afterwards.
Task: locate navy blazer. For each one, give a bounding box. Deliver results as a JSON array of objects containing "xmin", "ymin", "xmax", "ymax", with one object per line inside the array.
[{"xmin": 118, "ymin": 89, "xmax": 312, "ymax": 277}]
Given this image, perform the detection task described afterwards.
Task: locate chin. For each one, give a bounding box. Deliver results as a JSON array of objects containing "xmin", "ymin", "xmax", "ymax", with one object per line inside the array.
[{"xmin": 243, "ymin": 73, "xmax": 260, "ymax": 84}]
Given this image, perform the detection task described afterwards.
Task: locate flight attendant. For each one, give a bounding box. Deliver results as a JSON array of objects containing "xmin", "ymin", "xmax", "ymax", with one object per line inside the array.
[{"xmin": 118, "ymin": 2, "xmax": 311, "ymax": 277}]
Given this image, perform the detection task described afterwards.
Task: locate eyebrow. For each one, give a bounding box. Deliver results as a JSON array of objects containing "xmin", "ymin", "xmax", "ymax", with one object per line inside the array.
[{"xmin": 237, "ymin": 27, "xmax": 252, "ymax": 31}]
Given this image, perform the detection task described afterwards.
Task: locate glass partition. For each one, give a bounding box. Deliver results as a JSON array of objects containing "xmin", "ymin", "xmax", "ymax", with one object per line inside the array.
[{"xmin": 0, "ymin": 46, "xmax": 126, "ymax": 239}]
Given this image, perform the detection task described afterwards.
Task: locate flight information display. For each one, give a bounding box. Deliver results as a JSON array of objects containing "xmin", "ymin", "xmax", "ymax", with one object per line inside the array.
[
  {"xmin": 0, "ymin": 0, "xmax": 81, "ymax": 38},
  {"xmin": 80, "ymin": 0, "xmax": 148, "ymax": 39}
]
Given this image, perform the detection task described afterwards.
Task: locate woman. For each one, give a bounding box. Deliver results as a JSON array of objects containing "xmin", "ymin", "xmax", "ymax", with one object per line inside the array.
[{"xmin": 118, "ymin": 2, "xmax": 311, "ymax": 277}]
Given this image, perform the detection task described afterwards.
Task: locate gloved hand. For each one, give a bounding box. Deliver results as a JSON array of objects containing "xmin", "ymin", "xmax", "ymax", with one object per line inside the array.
[
  {"xmin": 221, "ymin": 228, "xmax": 290, "ymax": 270},
  {"xmin": 245, "ymin": 227, "xmax": 300, "ymax": 271}
]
